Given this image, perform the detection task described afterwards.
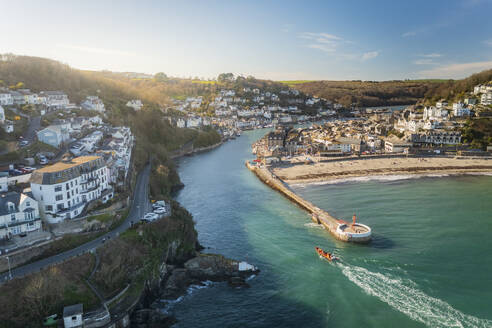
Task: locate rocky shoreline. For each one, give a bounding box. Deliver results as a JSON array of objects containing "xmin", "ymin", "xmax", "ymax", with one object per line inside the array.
[{"xmin": 131, "ymin": 253, "xmax": 259, "ymax": 327}]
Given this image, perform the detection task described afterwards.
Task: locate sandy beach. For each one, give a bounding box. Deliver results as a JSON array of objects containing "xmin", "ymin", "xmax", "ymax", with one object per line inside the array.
[{"xmin": 273, "ymin": 156, "xmax": 492, "ymax": 184}]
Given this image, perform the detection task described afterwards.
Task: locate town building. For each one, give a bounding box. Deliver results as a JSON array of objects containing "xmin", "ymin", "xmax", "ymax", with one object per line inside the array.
[
  {"xmin": 39, "ymin": 91, "xmax": 70, "ymax": 108},
  {"xmin": 63, "ymin": 304, "xmax": 83, "ymax": 328},
  {"xmin": 126, "ymin": 99, "xmax": 143, "ymax": 111},
  {"xmin": 37, "ymin": 124, "xmax": 71, "ymax": 148},
  {"xmin": 481, "ymin": 92, "xmax": 492, "ymax": 106},
  {"xmin": 384, "ymin": 136, "xmax": 412, "ymax": 153},
  {"xmin": 0, "ymin": 92, "xmax": 13, "ymax": 106},
  {"xmin": 411, "ymin": 131, "xmax": 462, "ymax": 145},
  {"xmin": 0, "ymin": 191, "xmax": 41, "ymax": 239},
  {"xmin": 30, "ymin": 156, "xmax": 112, "ymax": 223},
  {"xmin": 81, "ymin": 96, "xmax": 105, "ymax": 112}
]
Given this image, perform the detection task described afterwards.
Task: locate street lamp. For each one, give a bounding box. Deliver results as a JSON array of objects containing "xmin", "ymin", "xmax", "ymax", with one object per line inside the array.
[{"xmin": 6, "ymin": 256, "xmax": 12, "ymax": 280}]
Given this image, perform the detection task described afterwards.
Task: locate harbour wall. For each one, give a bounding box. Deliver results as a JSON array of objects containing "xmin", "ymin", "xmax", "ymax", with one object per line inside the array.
[{"xmin": 245, "ymin": 161, "xmax": 371, "ymax": 243}]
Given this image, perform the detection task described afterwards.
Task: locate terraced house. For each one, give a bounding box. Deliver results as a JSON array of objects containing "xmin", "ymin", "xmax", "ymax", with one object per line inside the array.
[
  {"xmin": 30, "ymin": 156, "xmax": 113, "ymax": 223},
  {"xmin": 0, "ymin": 192, "xmax": 41, "ymax": 239}
]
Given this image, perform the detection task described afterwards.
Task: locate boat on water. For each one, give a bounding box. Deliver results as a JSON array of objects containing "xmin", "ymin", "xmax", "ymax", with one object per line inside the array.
[{"xmin": 315, "ymin": 247, "xmax": 339, "ymax": 262}]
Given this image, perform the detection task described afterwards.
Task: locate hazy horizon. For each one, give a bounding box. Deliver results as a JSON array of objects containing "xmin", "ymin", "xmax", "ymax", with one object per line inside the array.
[{"xmin": 1, "ymin": 0, "xmax": 492, "ymax": 81}]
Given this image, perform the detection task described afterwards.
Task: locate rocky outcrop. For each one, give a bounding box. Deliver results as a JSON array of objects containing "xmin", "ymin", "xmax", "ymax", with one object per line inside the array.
[{"xmin": 130, "ymin": 253, "xmax": 259, "ymax": 327}]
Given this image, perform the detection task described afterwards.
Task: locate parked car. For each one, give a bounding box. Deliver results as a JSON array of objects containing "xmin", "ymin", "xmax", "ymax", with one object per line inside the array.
[
  {"xmin": 22, "ymin": 167, "xmax": 36, "ymax": 172},
  {"xmin": 153, "ymin": 207, "xmax": 166, "ymax": 215},
  {"xmin": 19, "ymin": 140, "xmax": 29, "ymax": 147},
  {"xmin": 142, "ymin": 212, "xmax": 158, "ymax": 222},
  {"xmin": 39, "ymin": 156, "xmax": 48, "ymax": 165}
]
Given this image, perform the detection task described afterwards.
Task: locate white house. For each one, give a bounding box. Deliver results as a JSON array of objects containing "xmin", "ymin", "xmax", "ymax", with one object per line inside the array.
[
  {"xmin": 19, "ymin": 89, "xmax": 38, "ymax": 104},
  {"xmin": 384, "ymin": 136, "xmax": 412, "ymax": 153},
  {"xmin": 453, "ymin": 103, "xmax": 471, "ymax": 117},
  {"xmin": 0, "ymin": 92, "xmax": 13, "ymax": 106},
  {"xmin": 0, "ymin": 107, "xmax": 14, "ymax": 133},
  {"xmin": 10, "ymin": 91, "xmax": 26, "ymax": 105},
  {"xmin": 37, "ymin": 124, "xmax": 71, "ymax": 148},
  {"xmin": 126, "ymin": 99, "xmax": 143, "ymax": 111},
  {"xmin": 81, "ymin": 96, "xmax": 105, "ymax": 112},
  {"xmin": 186, "ymin": 116, "xmax": 202, "ymax": 128},
  {"xmin": 30, "ymin": 156, "xmax": 112, "ymax": 223},
  {"xmin": 481, "ymin": 92, "xmax": 492, "ymax": 106},
  {"xmin": 39, "ymin": 91, "xmax": 70, "ymax": 107},
  {"xmin": 176, "ymin": 118, "xmax": 186, "ymax": 128},
  {"xmin": 0, "ymin": 191, "xmax": 41, "ymax": 239},
  {"xmin": 436, "ymin": 100, "xmax": 448, "ymax": 109},
  {"xmin": 424, "ymin": 106, "xmax": 448, "ymax": 121},
  {"xmin": 63, "ymin": 304, "xmax": 83, "ymax": 328}
]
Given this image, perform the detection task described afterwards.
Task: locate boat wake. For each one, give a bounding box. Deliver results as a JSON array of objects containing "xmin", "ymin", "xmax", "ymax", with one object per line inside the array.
[{"xmin": 339, "ymin": 263, "xmax": 492, "ymax": 328}]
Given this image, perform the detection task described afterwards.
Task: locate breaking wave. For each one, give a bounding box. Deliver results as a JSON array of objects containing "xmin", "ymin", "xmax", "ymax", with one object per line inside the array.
[
  {"xmin": 291, "ymin": 172, "xmax": 492, "ymax": 188},
  {"xmin": 160, "ymin": 280, "xmax": 214, "ymax": 314},
  {"xmin": 339, "ymin": 263, "xmax": 492, "ymax": 328},
  {"xmin": 304, "ymin": 222, "xmax": 324, "ymax": 229}
]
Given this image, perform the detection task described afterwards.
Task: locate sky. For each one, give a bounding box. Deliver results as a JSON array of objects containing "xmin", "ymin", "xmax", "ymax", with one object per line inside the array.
[{"xmin": 1, "ymin": 0, "xmax": 492, "ymax": 81}]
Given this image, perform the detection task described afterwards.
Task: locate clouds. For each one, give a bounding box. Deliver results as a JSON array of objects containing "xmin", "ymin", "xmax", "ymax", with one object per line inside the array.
[
  {"xmin": 413, "ymin": 53, "xmax": 443, "ymax": 65},
  {"xmin": 402, "ymin": 31, "xmax": 417, "ymax": 38},
  {"xmin": 418, "ymin": 60, "xmax": 492, "ymax": 78},
  {"xmin": 420, "ymin": 53, "xmax": 442, "ymax": 58},
  {"xmin": 298, "ymin": 32, "xmax": 343, "ymax": 53},
  {"xmin": 56, "ymin": 44, "xmax": 136, "ymax": 57},
  {"xmin": 483, "ymin": 39, "xmax": 492, "ymax": 46},
  {"xmin": 361, "ymin": 51, "xmax": 379, "ymax": 61},
  {"xmin": 299, "ymin": 32, "xmax": 379, "ymax": 61}
]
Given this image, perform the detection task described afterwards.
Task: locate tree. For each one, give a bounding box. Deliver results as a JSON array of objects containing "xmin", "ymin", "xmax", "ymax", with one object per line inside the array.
[
  {"xmin": 217, "ymin": 73, "xmax": 234, "ymax": 83},
  {"xmin": 154, "ymin": 72, "xmax": 168, "ymax": 82}
]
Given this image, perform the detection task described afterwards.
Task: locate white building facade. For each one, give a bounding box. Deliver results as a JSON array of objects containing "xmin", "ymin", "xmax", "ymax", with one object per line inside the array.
[
  {"xmin": 0, "ymin": 192, "xmax": 41, "ymax": 239},
  {"xmin": 30, "ymin": 156, "xmax": 112, "ymax": 223}
]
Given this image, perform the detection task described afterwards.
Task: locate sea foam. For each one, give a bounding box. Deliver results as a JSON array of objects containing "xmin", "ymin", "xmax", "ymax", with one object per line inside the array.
[
  {"xmin": 291, "ymin": 172, "xmax": 492, "ymax": 188},
  {"xmin": 339, "ymin": 264, "xmax": 492, "ymax": 328}
]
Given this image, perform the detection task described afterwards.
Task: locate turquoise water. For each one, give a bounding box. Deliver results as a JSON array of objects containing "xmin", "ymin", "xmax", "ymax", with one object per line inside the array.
[{"xmin": 172, "ymin": 130, "xmax": 492, "ymax": 328}]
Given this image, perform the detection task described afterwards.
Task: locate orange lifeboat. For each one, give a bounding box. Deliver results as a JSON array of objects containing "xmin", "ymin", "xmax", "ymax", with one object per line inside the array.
[{"xmin": 315, "ymin": 247, "xmax": 339, "ymax": 262}]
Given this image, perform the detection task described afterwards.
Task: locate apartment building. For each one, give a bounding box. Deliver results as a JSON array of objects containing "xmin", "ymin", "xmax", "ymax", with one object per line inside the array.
[{"xmin": 30, "ymin": 156, "xmax": 112, "ymax": 223}]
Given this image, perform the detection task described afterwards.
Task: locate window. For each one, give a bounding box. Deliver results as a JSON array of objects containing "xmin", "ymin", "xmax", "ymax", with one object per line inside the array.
[
  {"xmin": 11, "ymin": 213, "xmax": 16, "ymax": 221},
  {"xmin": 68, "ymin": 200, "xmax": 71, "ymax": 207},
  {"xmin": 55, "ymin": 185, "xmax": 62, "ymax": 192},
  {"xmin": 26, "ymin": 201, "xmax": 30, "ymax": 207},
  {"xmin": 46, "ymin": 205, "xmax": 53, "ymax": 211},
  {"xmin": 66, "ymin": 192, "xmax": 70, "ymax": 199},
  {"xmin": 57, "ymin": 204, "xmax": 63, "ymax": 211},
  {"xmin": 70, "ymin": 181, "xmax": 73, "ymax": 187},
  {"xmin": 55, "ymin": 194, "xmax": 63, "ymax": 201},
  {"xmin": 66, "ymin": 183, "xmax": 69, "ymax": 189},
  {"xmin": 39, "ymin": 186, "xmax": 42, "ymax": 191}
]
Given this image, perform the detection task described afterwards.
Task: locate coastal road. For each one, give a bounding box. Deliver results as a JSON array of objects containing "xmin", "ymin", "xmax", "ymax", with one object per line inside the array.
[{"xmin": 0, "ymin": 163, "xmax": 151, "ymax": 282}]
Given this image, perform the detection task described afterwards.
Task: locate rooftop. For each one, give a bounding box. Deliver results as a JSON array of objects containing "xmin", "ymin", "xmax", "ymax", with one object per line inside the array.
[
  {"xmin": 36, "ymin": 156, "xmax": 101, "ymax": 173},
  {"xmin": 31, "ymin": 156, "xmax": 105, "ymax": 185},
  {"xmin": 63, "ymin": 303, "xmax": 83, "ymax": 317}
]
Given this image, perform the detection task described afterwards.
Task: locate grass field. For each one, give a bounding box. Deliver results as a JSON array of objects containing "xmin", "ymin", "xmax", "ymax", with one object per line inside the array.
[{"xmin": 277, "ymin": 80, "xmax": 315, "ymax": 85}]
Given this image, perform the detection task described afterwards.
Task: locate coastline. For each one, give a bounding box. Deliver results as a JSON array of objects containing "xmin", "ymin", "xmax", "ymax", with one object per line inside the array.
[
  {"xmin": 170, "ymin": 141, "xmax": 224, "ymax": 159},
  {"xmin": 273, "ymin": 157, "xmax": 492, "ymax": 184}
]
